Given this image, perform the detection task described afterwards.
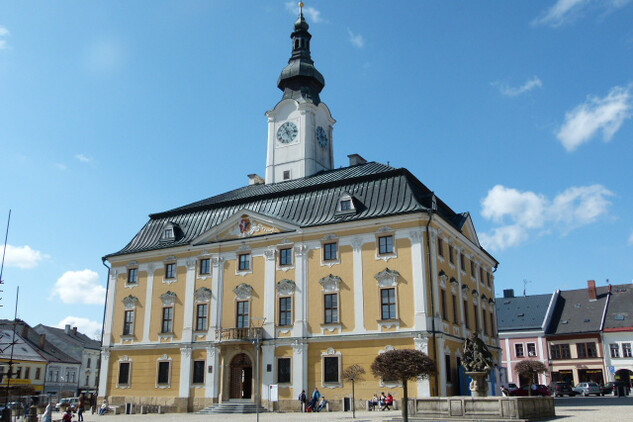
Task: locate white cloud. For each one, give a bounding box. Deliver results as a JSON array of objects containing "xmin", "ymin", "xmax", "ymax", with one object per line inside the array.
[
  {"xmin": 75, "ymin": 153, "xmax": 93, "ymax": 163},
  {"xmin": 0, "ymin": 25, "xmax": 9, "ymax": 50},
  {"xmin": 51, "ymin": 269, "xmax": 106, "ymax": 305},
  {"xmin": 347, "ymin": 29, "xmax": 365, "ymax": 49},
  {"xmin": 3, "ymin": 244, "xmax": 46, "ymax": 269},
  {"xmin": 56, "ymin": 316, "xmax": 102, "ymax": 340},
  {"xmin": 285, "ymin": 2, "xmax": 323, "ymax": 23},
  {"xmin": 493, "ymin": 76, "xmax": 543, "ymax": 97},
  {"xmin": 556, "ymin": 84, "xmax": 632, "ymax": 151},
  {"xmin": 532, "ymin": 0, "xmax": 632, "ymax": 27},
  {"xmin": 480, "ymin": 184, "xmax": 614, "ymax": 251},
  {"xmin": 628, "ymin": 230, "xmax": 633, "ymax": 245}
]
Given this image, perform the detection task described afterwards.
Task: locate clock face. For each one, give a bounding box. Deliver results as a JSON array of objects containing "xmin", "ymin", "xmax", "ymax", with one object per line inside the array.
[
  {"xmin": 277, "ymin": 122, "xmax": 298, "ymax": 144},
  {"xmin": 316, "ymin": 126, "xmax": 328, "ymax": 148}
]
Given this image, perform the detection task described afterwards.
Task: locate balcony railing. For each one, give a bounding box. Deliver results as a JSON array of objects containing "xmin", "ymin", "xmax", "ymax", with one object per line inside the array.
[{"xmin": 216, "ymin": 327, "xmax": 263, "ymax": 341}]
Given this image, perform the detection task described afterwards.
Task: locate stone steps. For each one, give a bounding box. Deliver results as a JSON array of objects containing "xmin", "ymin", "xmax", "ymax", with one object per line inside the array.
[{"xmin": 197, "ymin": 400, "xmax": 267, "ymax": 414}]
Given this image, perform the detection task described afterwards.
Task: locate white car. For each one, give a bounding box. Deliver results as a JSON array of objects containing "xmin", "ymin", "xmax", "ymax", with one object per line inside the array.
[{"xmin": 573, "ymin": 382, "xmax": 601, "ymax": 396}]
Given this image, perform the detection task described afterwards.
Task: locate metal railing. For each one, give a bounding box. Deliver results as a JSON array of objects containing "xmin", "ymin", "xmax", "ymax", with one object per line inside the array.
[{"xmin": 216, "ymin": 327, "xmax": 263, "ymax": 341}]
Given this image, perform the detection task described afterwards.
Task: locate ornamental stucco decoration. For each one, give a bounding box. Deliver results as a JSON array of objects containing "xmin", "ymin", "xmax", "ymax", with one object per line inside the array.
[
  {"xmin": 471, "ymin": 289, "xmax": 479, "ymax": 298},
  {"xmin": 276, "ymin": 279, "xmax": 296, "ymax": 296},
  {"xmin": 160, "ymin": 291, "xmax": 177, "ymax": 306},
  {"xmin": 376, "ymin": 226, "xmax": 394, "ymax": 234},
  {"xmin": 122, "ymin": 295, "xmax": 139, "ymax": 310},
  {"xmin": 461, "ymin": 284, "xmax": 470, "ymax": 293},
  {"xmin": 194, "ymin": 287, "xmax": 212, "ymax": 303},
  {"xmin": 450, "ymin": 277, "xmax": 459, "ymax": 286},
  {"xmin": 375, "ymin": 268, "xmax": 401, "ymax": 288},
  {"xmin": 438, "ymin": 270, "xmax": 448, "ymax": 287},
  {"xmin": 319, "ymin": 274, "xmax": 342, "ymax": 292},
  {"xmin": 234, "ymin": 283, "xmax": 254, "ymax": 300},
  {"xmin": 481, "ymin": 294, "xmax": 488, "ymax": 302}
]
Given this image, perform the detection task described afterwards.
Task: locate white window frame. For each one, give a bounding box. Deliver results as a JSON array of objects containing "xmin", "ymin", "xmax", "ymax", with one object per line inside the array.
[
  {"xmin": 117, "ymin": 356, "xmax": 132, "ymax": 389},
  {"xmin": 321, "ymin": 348, "xmax": 342, "ymax": 387},
  {"xmin": 156, "ymin": 354, "xmax": 172, "ymax": 389},
  {"xmin": 375, "ymin": 227, "xmax": 397, "ymax": 261}
]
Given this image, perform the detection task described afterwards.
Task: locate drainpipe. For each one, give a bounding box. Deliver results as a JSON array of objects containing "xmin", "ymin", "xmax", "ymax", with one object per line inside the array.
[
  {"xmin": 99, "ymin": 257, "xmax": 111, "ymax": 398},
  {"xmin": 425, "ymin": 202, "xmax": 439, "ymax": 396}
]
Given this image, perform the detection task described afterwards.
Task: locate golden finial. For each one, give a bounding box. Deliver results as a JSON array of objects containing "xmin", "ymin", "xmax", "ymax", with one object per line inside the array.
[{"xmin": 299, "ymin": 2, "xmax": 305, "ymax": 12}]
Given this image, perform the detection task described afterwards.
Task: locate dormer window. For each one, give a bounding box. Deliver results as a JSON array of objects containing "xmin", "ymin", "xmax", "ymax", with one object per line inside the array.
[
  {"xmin": 335, "ymin": 193, "xmax": 357, "ymax": 215},
  {"xmin": 164, "ymin": 228, "xmax": 173, "ymax": 238},
  {"xmin": 160, "ymin": 222, "xmax": 179, "ymax": 242}
]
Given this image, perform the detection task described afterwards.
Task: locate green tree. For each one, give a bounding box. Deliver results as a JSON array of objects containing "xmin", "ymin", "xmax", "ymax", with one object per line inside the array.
[
  {"xmin": 371, "ymin": 349, "xmax": 436, "ymax": 422},
  {"xmin": 342, "ymin": 364, "xmax": 366, "ymax": 418},
  {"xmin": 514, "ymin": 360, "xmax": 548, "ymax": 396}
]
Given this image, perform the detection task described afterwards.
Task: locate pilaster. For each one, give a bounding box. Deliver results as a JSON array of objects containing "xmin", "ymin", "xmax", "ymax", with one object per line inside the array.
[
  {"xmin": 206, "ymin": 345, "xmax": 220, "ymax": 398},
  {"xmin": 182, "ymin": 259, "xmax": 197, "ymax": 343},
  {"xmin": 351, "ymin": 237, "xmax": 365, "ymax": 332},
  {"xmin": 292, "ymin": 340, "xmax": 308, "ymax": 396},
  {"xmin": 414, "ymin": 335, "xmax": 431, "ymax": 396},
  {"xmin": 98, "ymin": 350, "xmax": 110, "ymax": 397},
  {"xmin": 262, "ymin": 344, "xmax": 275, "ymax": 400},
  {"xmin": 409, "ymin": 230, "xmax": 429, "ymax": 331},
  {"xmin": 293, "ymin": 245, "xmax": 309, "ymax": 337},
  {"xmin": 264, "ymin": 248, "xmax": 277, "ymax": 336},
  {"xmin": 179, "ymin": 346, "xmax": 192, "ymax": 398},
  {"xmin": 102, "ymin": 270, "xmax": 119, "ymax": 347},
  {"xmin": 210, "ymin": 257, "xmax": 225, "ymax": 333},
  {"xmin": 142, "ymin": 263, "xmax": 156, "ymax": 343}
]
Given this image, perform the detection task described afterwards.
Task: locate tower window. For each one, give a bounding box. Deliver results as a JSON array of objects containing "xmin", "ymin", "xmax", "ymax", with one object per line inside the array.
[
  {"xmin": 199, "ymin": 259, "xmax": 210, "ymax": 275},
  {"xmin": 128, "ymin": 268, "xmax": 138, "ymax": 284},
  {"xmin": 279, "ymin": 248, "xmax": 293, "ymax": 266},
  {"xmin": 238, "ymin": 254, "xmax": 251, "ymax": 271},
  {"xmin": 378, "ymin": 235, "xmax": 394, "ymax": 255}
]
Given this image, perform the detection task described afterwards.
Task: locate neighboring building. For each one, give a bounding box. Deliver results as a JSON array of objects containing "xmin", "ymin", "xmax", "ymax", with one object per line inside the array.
[
  {"xmin": 34, "ymin": 324, "xmax": 101, "ymax": 394},
  {"xmin": 100, "ymin": 9, "xmax": 499, "ymax": 412},
  {"xmin": 601, "ymin": 283, "xmax": 633, "ymax": 388},
  {"xmin": 0, "ymin": 319, "xmax": 81, "ymax": 400},
  {"xmin": 496, "ymin": 289, "xmax": 556, "ymax": 386},
  {"xmin": 546, "ymin": 281, "xmax": 608, "ymax": 385},
  {"xmin": 0, "ymin": 326, "xmax": 47, "ymax": 395}
]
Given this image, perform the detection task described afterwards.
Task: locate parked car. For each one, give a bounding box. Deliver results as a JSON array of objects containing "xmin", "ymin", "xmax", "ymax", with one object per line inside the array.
[
  {"xmin": 54, "ymin": 398, "xmax": 79, "ymax": 412},
  {"xmin": 550, "ymin": 382, "xmax": 577, "ymax": 397},
  {"xmin": 573, "ymin": 382, "xmax": 601, "ymax": 396},
  {"xmin": 507, "ymin": 383, "xmax": 519, "ymax": 392},
  {"xmin": 601, "ymin": 381, "xmax": 631, "ymax": 396},
  {"xmin": 510, "ymin": 384, "xmax": 552, "ymax": 397}
]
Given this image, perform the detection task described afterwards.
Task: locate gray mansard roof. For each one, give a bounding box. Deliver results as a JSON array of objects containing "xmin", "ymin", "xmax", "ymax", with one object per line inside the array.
[
  {"xmin": 106, "ymin": 162, "xmax": 490, "ymax": 259},
  {"xmin": 547, "ymin": 286, "xmax": 609, "ymax": 335},
  {"xmin": 496, "ymin": 293, "xmax": 554, "ymax": 332},
  {"xmin": 603, "ymin": 284, "xmax": 633, "ymax": 330}
]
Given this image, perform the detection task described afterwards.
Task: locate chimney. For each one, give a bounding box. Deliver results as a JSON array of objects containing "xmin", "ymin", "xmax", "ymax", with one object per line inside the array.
[
  {"xmin": 347, "ymin": 154, "xmax": 367, "ymax": 166},
  {"xmin": 588, "ymin": 280, "xmax": 597, "ymax": 301},
  {"xmin": 248, "ymin": 174, "xmax": 264, "ymax": 185},
  {"xmin": 65, "ymin": 324, "xmax": 71, "ymax": 334},
  {"xmin": 503, "ymin": 289, "xmax": 515, "ymax": 298},
  {"xmin": 39, "ymin": 334, "xmax": 46, "ymax": 349},
  {"xmin": 73, "ymin": 327, "xmax": 77, "ymax": 336},
  {"xmin": 21, "ymin": 324, "xmax": 29, "ymax": 338}
]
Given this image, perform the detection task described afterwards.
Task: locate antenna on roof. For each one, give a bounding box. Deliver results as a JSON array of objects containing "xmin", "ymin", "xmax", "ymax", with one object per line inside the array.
[
  {"xmin": 0, "ymin": 209, "xmax": 12, "ymax": 308},
  {"xmin": 522, "ymin": 279, "xmax": 532, "ymax": 296}
]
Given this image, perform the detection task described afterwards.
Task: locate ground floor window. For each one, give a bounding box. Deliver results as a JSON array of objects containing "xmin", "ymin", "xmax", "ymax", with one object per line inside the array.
[
  {"xmin": 192, "ymin": 360, "xmax": 205, "ymax": 384},
  {"xmin": 578, "ymin": 368, "xmax": 603, "ymax": 385},
  {"xmin": 157, "ymin": 361, "xmax": 170, "ymax": 385},
  {"xmin": 551, "ymin": 370, "xmax": 573, "ymax": 384},
  {"xmin": 323, "ymin": 356, "xmax": 339, "ymax": 384},
  {"xmin": 118, "ymin": 362, "xmax": 131, "ymax": 386},
  {"xmin": 277, "ymin": 358, "xmax": 291, "ymax": 384}
]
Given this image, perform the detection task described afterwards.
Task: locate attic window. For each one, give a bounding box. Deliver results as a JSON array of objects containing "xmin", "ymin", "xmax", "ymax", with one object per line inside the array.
[
  {"xmin": 335, "ymin": 193, "xmax": 356, "ymax": 215},
  {"xmin": 161, "ymin": 223, "xmax": 178, "ymax": 242}
]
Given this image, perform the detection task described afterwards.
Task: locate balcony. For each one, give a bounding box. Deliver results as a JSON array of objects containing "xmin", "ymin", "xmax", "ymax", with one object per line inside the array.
[{"xmin": 216, "ymin": 327, "xmax": 263, "ymax": 342}]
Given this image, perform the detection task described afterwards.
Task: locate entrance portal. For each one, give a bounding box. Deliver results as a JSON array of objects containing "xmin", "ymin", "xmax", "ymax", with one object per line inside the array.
[{"xmin": 229, "ymin": 353, "xmax": 253, "ymax": 399}]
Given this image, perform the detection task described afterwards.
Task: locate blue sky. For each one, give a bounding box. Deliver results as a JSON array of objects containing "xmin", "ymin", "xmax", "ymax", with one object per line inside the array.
[{"xmin": 1, "ymin": 1, "xmax": 632, "ymax": 338}]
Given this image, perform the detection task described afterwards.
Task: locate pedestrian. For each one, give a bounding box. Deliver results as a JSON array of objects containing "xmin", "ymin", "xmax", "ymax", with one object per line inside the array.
[
  {"xmin": 298, "ymin": 389, "xmax": 307, "ymax": 412},
  {"xmin": 379, "ymin": 392, "xmax": 387, "ymax": 410},
  {"xmin": 309, "ymin": 387, "xmax": 321, "ymax": 412},
  {"xmin": 77, "ymin": 395, "xmax": 84, "ymax": 422},
  {"xmin": 42, "ymin": 402, "xmax": 53, "ymax": 422},
  {"xmin": 370, "ymin": 393, "xmax": 379, "ymax": 410},
  {"xmin": 99, "ymin": 400, "xmax": 108, "ymax": 416},
  {"xmin": 62, "ymin": 408, "xmax": 73, "ymax": 422}
]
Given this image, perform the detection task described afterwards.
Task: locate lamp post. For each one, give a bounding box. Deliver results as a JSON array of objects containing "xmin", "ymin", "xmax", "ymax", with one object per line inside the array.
[{"xmin": 251, "ymin": 318, "xmax": 266, "ymax": 422}]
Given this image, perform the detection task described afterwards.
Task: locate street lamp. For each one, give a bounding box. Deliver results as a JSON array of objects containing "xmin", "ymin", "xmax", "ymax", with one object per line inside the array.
[{"xmin": 251, "ymin": 318, "xmax": 266, "ymax": 422}]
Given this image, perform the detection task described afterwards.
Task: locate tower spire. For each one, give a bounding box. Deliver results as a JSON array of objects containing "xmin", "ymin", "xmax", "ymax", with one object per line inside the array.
[{"xmin": 277, "ymin": 1, "xmax": 325, "ymax": 105}]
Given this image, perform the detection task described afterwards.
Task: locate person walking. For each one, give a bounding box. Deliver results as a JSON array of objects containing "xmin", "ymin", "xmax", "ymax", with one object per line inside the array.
[
  {"xmin": 77, "ymin": 395, "xmax": 85, "ymax": 422},
  {"xmin": 298, "ymin": 390, "xmax": 307, "ymax": 412},
  {"xmin": 42, "ymin": 403, "xmax": 53, "ymax": 422},
  {"xmin": 309, "ymin": 387, "xmax": 321, "ymax": 412}
]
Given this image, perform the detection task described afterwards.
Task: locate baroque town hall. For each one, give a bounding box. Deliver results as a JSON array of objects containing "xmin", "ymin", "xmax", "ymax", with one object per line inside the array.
[{"xmin": 100, "ymin": 8, "xmax": 499, "ymax": 412}]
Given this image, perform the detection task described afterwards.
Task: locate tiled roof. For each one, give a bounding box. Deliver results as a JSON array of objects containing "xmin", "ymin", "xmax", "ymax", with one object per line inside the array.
[
  {"xmin": 603, "ymin": 283, "xmax": 633, "ymax": 330},
  {"xmin": 495, "ymin": 293, "xmax": 553, "ymax": 332},
  {"xmin": 107, "ymin": 162, "xmax": 481, "ymax": 258},
  {"xmin": 33, "ymin": 324, "xmax": 101, "ymax": 362},
  {"xmin": 0, "ymin": 320, "xmax": 80, "ymax": 364},
  {"xmin": 547, "ymin": 286, "xmax": 609, "ymax": 335}
]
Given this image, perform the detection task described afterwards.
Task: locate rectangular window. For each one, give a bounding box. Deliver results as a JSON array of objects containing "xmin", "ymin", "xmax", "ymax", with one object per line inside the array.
[
  {"xmin": 118, "ymin": 362, "xmax": 130, "ymax": 385},
  {"xmin": 378, "ymin": 235, "xmax": 394, "ymax": 255},
  {"xmin": 470, "ymin": 260, "xmax": 475, "ymax": 276},
  {"xmin": 527, "ymin": 342, "xmax": 537, "ymax": 357},
  {"xmin": 165, "ymin": 263, "xmax": 176, "ymax": 279},
  {"xmin": 199, "ymin": 259, "xmax": 211, "ymax": 275},
  {"xmin": 85, "ymin": 375, "xmax": 89, "ymax": 386},
  {"xmin": 479, "ymin": 267, "xmax": 484, "ymax": 283},
  {"xmin": 24, "ymin": 367, "xmax": 30, "ymax": 379},
  {"xmin": 196, "ymin": 303, "xmax": 208, "ymax": 331},
  {"xmin": 440, "ymin": 289, "xmax": 448, "ymax": 321},
  {"xmin": 123, "ymin": 310, "xmax": 134, "ymax": 335},
  {"xmin": 487, "ymin": 272, "xmax": 491, "ymax": 287},
  {"xmin": 449, "ymin": 245, "xmax": 454, "ymax": 264},
  {"xmin": 576, "ymin": 342, "xmax": 597, "ymax": 358},
  {"xmin": 323, "ymin": 242, "xmax": 338, "ymax": 261},
  {"xmin": 238, "ymin": 254, "xmax": 251, "ymax": 271},
  {"xmin": 324, "ymin": 293, "xmax": 339, "ymax": 324},
  {"xmin": 87, "ymin": 358, "xmax": 91, "ymax": 368},
  {"xmin": 489, "ymin": 311, "xmax": 495, "ymax": 335},
  {"xmin": 323, "ymin": 356, "xmax": 339, "ymax": 383},
  {"xmin": 279, "ymin": 248, "xmax": 293, "ymax": 266},
  {"xmin": 460, "ymin": 253, "xmax": 465, "ymax": 271},
  {"xmin": 157, "ymin": 361, "xmax": 170, "ymax": 385},
  {"xmin": 340, "ymin": 199, "xmax": 352, "ymax": 211},
  {"xmin": 192, "ymin": 360, "xmax": 205, "ymax": 384},
  {"xmin": 161, "ymin": 307, "xmax": 174, "ymax": 333},
  {"xmin": 277, "ymin": 358, "xmax": 291, "ymax": 384},
  {"xmin": 380, "ymin": 288, "xmax": 396, "ymax": 320},
  {"xmin": 473, "ymin": 304, "xmax": 479, "ymax": 331},
  {"xmin": 551, "ymin": 344, "xmax": 571, "ymax": 360},
  {"xmin": 128, "ymin": 268, "xmax": 138, "ymax": 284},
  {"xmin": 515, "ymin": 343, "xmax": 525, "ymax": 358},
  {"xmin": 452, "ymin": 293, "xmax": 459, "ymax": 323},
  {"xmin": 623, "ymin": 343, "xmax": 632, "ymax": 358},
  {"xmin": 236, "ymin": 300, "xmax": 250, "ymax": 328},
  {"xmin": 482, "ymin": 309, "xmax": 488, "ymax": 334},
  {"xmin": 35, "ymin": 368, "xmax": 41, "ymax": 380},
  {"xmin": 279, "ymin": 297, "xmax": 292, "ymax": 326},
  {"xmin": 463, "ymin": 300, "xmax": 470, "ymax": 329},
  {"xmin": 610, "ymin": 343, "xmax": 620, "ymax": 358},
  {"xmin": 445, "ymin": 355, "xmax": 452, "ymax": 384},
  {"xmin": 437, "ymin": 237, "xmax": 444, "ymax": 257}
]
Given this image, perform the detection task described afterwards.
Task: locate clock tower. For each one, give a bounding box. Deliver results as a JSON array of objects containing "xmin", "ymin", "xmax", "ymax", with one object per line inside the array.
[{"xmin": 265, "ymin": 5, "xmax": 335, "ymax": 184}]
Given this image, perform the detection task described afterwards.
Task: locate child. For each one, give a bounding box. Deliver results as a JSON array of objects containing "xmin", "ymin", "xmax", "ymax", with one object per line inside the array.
[{"xmin": 62, "ymin": 409, "xmax": 73, "ymax": 422}]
